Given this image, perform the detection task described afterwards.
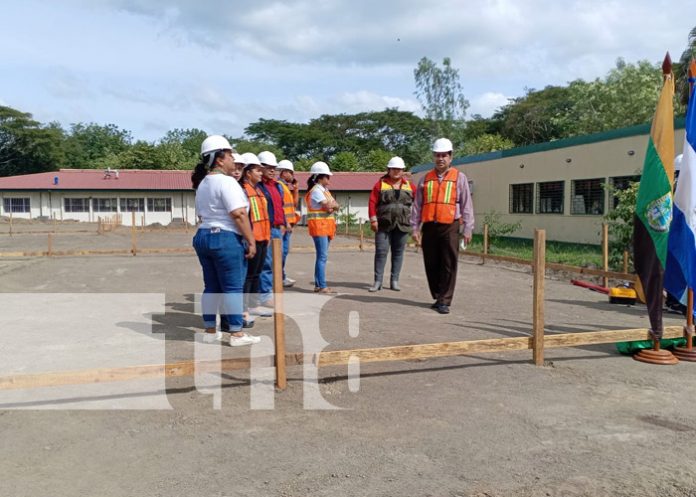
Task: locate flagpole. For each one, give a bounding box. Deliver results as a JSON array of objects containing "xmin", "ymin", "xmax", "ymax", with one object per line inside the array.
[
  {"xmin": 673, "ymin": 59, "xmax": 696, "ymax": 361},
  {"xmin": 634, "ymin": 52, "xmax": 679, "ymax": 365}
]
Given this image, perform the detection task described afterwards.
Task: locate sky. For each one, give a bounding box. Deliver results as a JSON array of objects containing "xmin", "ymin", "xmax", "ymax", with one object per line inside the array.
[{"xmin": 1, "ymin": 0, "xmax": 694, "ymax": 142}]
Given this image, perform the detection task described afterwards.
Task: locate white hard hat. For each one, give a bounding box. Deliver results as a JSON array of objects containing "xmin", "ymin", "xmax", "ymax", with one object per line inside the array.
[
  {"xmin": 200, "ymin": 135, "xmax": 232, "ymax": 156},
  {"xmin": 386, "ymin": 156, "xmax": 406, "ymax": 169},
  {"xmin": 309, "ymin": 161, "xmax": 332, "ymax": 176},
  {"xmin": 432, "ymin": 138, "xmax": 453, "ymax": 153},
  {"xmin": 241, "ymin": 152, "xmax": 261, "ymax": 166},
  {"xmin": 675, "ymin": 153, "xmax": 683, "ymax": 172},
  {"xmin": 257, "ymin": 151, "xmax": 278, "ymax": 167},
  {"xmin": 232, "ymin": 152, "xmax": 244, "ymax": 164},
  {"xmin": 277, "ymin": 159, "xmax": 294, "ymax": 172}
]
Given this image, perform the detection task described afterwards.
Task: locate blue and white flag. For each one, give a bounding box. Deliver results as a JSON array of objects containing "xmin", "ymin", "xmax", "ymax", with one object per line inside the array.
[{"xmin": 664, "ymin": 74, "xmax": 696, "ymax": 304}]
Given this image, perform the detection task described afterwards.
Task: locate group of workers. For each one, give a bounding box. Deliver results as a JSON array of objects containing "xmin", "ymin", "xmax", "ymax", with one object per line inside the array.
[{"xmin": 191, "ymin": 135, "xmax": 474, "ymax": 346}]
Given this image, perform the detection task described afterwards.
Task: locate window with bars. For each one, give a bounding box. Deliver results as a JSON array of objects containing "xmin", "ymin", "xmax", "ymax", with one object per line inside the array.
[
  {"xmin": 119, "ymin": 198, "xmax": 145, "ymax": 212},
  {"xmin": 92, "ymin": 198, "xmax": 118, "ymax": 212},
  {"xmin": 64, "ymin": 198, "xmax": 90, "ymax": 213},
  {"xmin": 536, "ymin": 181, "xmax": 564, "ymax": 214},
  {"xmin": 3, "ymin": 197, "xmax": 30, "ymax": 213},
  {"xmin": 610, "ymin": 175, "xmax": 640, "ymax": 209},
  {"xmin": 147, "ymin": 198, "xmax": 172, "ymax": 212},
  {"xmin": 509, "ymin": 183, "xmax": 534, "ymax": 213},
  {"xmin": 571, "ymin": 178, "xmax": 604, "ymax": 215}
]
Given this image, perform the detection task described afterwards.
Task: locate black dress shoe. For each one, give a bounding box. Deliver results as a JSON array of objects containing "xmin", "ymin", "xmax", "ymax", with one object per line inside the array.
[
  {"xmin": 435, "ymin": 304, "xmax": 450, "ymax": 314},
  {"xmin": 430, "ymin": 302, "xmax": 439, "ymax": 309}
]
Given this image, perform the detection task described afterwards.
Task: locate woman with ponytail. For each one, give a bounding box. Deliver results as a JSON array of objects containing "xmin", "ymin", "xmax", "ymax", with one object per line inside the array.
[{"xmin": 191, "ymin": 135, "xmax": 260, "ymax": 347}]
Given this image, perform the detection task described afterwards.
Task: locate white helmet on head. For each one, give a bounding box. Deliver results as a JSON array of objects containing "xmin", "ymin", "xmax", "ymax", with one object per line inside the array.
[
  {"xmin": 201, "ymin": 135, "xmax": 232, "ymax": 156},
  {"xmin": 432, "ymin": 138, "xmax": 453, "ymax": 153},
  {"xmin": 309, "ymin": 161, "xmax": 332, "ymax": 176},
  {"xmin": 277, "ymin": 159, "xmax": 294, "ymax": 172},
  {"xmin": 386, "ymin": 156, "xmax": 406, "ymax": 169},
  {"xmin": 232, "ymin": 152, "xmax": 244, "ymax": 164},
  {"xmin": 257, "ymin": 151, "xmax": 278, "ymax": 167},
  {"xmin": 241, "ymin": 152, "xmax": 261, "ymax": 166}
]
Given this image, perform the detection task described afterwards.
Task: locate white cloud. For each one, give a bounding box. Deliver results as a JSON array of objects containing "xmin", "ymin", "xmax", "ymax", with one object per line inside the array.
[{"xmin": 468, "ymin": 92, "xmax": 511, "ymax": 118}]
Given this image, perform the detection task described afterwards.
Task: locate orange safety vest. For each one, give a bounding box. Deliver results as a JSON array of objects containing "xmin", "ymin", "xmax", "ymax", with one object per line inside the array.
[
  {"xmin": 421, "ymin": 168, "xmax": 459, "ymax": 224},
  {"xmin": 279, "ymin": 181, "xmax": 299, "ymax": 225},
  {"xmin": 243, "ymin": 183, "xmax": 271, "ymax": 242},
  {"xmin": 305, "ymin": 185, "xmax": 337, "ymax": 239}
]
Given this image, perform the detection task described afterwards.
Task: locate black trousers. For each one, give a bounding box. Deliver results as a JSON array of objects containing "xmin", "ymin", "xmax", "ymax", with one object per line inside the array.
[
  {"xmin": 244, "ymin": 240, "xmax": 269, "ymax": 310},
  {"xmin": 421, "ymin": 221, "xmax": 459, "ymax": 306}
]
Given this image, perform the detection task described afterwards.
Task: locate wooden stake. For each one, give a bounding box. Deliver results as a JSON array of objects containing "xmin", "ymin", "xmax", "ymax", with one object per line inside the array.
[
  {"xmin": 359, "ymin": 218, "xmax": 364, "ymax": 251},
  {"xmin": 532, "ymin": 229, "xmax": 546, "ymax": 366},
  {"xmin": 623, "ymin": 250, "xmax": 629, "ymax": 274},
  {"xmin": 483, "ymin": 223, "xmax": 489, "ymax": 264},
  {"xmin": 97, "ymin": 216, "xmax": 102, "ymax": 235},
  {"xmin": 272, "ymin": 238, "xmax": 287, "ymax": 390},
  {"xmin": 47, "ymin": 233, "xmax": 53, "ymax": 256},
  {"xmin": 131, "ymin": 211, "xmax": 137, "ymax": 256},
  {"xmin": 602, "ymin": 223, "xmax": 609, "ymax": 288},
  {"xmin": 8, "ymin": 211, "xmax": 13, "ymax": 237}
]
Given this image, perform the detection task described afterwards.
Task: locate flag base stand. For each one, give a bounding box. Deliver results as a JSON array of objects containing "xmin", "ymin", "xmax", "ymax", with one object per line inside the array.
[
  {"xmin": 673, "ymin": 328, "xmax": 696, "ymax": 362},
  {"xmin": 633, "ymin": 346, "xmax": 679, "ymax": 365}
]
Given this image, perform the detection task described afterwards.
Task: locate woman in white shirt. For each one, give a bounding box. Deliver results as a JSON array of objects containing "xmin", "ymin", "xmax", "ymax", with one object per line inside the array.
[{"xmin": 191, "ymin": 135, "xmax": 259, "ymax": 346}]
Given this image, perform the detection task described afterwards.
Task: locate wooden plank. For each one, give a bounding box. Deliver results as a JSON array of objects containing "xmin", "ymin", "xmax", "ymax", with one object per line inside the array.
[
  {"xmin": 315, "ymin": 337, "xmax": 532, "ymax": 366},
  {"xmin": 532, "ymin": 229, "xmax": 546, "ymax": 366},
  {"xmin": 544, "ymin": 326, "xmax": 683, "ymax": 348},
  {"xmin": 623, "ymin": 250, "xmax": 629, "ymax": 274},
  {"xmin": 272, "ymin": 238, "xmax": 287, "ymax": 390},
  {"xmin": 0, "ymin": 357, "xmax": 254, "ymax": 391},
  {"xmin": 462, "ymin": 252, "xmax": 533, "ymax": 266}
]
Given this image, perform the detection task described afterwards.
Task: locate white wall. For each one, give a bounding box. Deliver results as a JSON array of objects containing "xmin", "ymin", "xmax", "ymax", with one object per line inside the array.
[{"xmin": 0, "ymin": 190, "xmax": 197, "ymax": 226}]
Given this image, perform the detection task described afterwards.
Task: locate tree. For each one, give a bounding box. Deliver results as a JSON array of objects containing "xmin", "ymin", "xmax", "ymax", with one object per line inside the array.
[
  {"xmin": 492, "ymin": 85, "xmax": 576, "ymax": 145},
  {"xmin": 567, "ymin": 59, "xmax": 665, "ymax": 134},
  {"xmin": 0, "ymin": 106, "xmax": 66, "ymax": 177},
  {"xmin": 160, "ymin": 128, "xmax": 208, "ymax": 158},
  {"xmin": 677, "ymin": 26, "xmax": 696, "ymax": 106},
  {"xmin": 413, "ymin": 57, "xmax": 469, "ymax": 138},
  {"xmin": 605, "ymin": 181, "xmax": 639, "ymax": 271},
  {"xmin": 461, "ymin": 133, "xmax": 514, "ymax": 156},
  {"xmin": 63, "ymin": 122, "xmax": 132, "ymax": 168},
  {"xmin": 331, "ymin": 151, "xmax": 361, "ymax": 171}
]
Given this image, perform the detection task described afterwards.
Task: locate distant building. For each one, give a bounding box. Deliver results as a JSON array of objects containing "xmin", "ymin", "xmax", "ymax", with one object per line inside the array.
[
  {"xmin": 0, "ymin": 169, "xmax": 384, "ymax": 226},
  {"xmin": 412, "ymin": 120, "xmax": 687, "ymax": 244}
]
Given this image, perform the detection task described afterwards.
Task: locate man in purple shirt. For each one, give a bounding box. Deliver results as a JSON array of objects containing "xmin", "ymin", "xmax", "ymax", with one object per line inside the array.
[{"xmin": 411, "ymin": 138, "xmax": 474, "ymax": 314}]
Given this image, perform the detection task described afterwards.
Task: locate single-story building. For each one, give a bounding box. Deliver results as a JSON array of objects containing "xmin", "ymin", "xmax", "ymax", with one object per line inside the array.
[
  {"xmin": 412, "ymin": 119, "xmax": 687, "ymax": 244},
  {"xmin": 0, "ymin": 169, "xmax": 384, "ymax": 226}
]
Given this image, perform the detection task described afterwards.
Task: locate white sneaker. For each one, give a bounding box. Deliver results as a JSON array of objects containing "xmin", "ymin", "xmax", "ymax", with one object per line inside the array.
[
  {"xmin": 249, "ymin": 306, "xmax": 273, "ymax": 317},
  {"xmin": 283, "ymin": 278, "xmax": 296, "ymax": 287},
  {"xmin": 203, "ymin": 331, "xmax": 222, "ymax": 343},
  {"xmin": 229, "ymin": 333, "xmax": 262, "ymax": 347}
]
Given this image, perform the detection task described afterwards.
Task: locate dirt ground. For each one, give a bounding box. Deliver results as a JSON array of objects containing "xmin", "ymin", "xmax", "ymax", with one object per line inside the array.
[{"xmin": 1, "ymin": 226, "xmax": 695, "ymax": 497}]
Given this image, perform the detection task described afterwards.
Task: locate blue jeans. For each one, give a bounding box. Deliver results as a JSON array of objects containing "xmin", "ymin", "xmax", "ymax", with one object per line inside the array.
[
  {"xmin": 259, "ymin": 227, "xmax": 282, "ymax": 303},
  {"xmin": 374, "ymin": 229, "xmax": 409, "ymax": 284},
  {"xmin": 193, "ymin": 228, "xmax": 247, "ymax": 331},
  {"xmin": 282, "ymin": 229, "xmax": 292, "ymax": 280},
  {"xmin": 312, "ymin": 236, "xmax": 330, "ymax": 289}
]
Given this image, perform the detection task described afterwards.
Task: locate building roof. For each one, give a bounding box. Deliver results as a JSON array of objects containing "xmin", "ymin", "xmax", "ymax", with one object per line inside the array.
[
  {"xmin": 0, "ymin": 169, "xmax": 384, "ymax": 192},
  {"xmin": 411, "ymin": 116, "xmax": 687, "ymax": 174}
]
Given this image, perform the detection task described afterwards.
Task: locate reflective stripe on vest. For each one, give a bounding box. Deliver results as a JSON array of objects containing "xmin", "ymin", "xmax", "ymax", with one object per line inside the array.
[
  {"xmin": 243, "ymin": 183, "xmax": 271, "ymax": 242},
  {"xmin": 380, "ymin": 180, "xmax": 413, "ymax": 193},
  {"xmin": 305, "ymin": 186, "xmax": 336, "ymax": 238},
  {"xmin": 421, "ymin": 168, "xmax": 458, "ymax": 224},
  {"xmin": 279, "ymin": 181, "xmax": 298, "ymax": 225}
]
